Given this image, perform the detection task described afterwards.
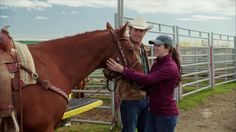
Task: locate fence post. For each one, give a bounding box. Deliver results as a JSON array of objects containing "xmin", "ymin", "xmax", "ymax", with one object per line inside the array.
[
  {"xmin": 210, "ymin": 32, "xmax": 215, "ymax": 89},
  {"xmin": 174, "ymin": 25, "xmax": 182, "ymax": 101},
  {"xmin": 117, "ymin": 0, "xmax": 124, "ymax": 27},
  {"xmin": 234, "ymin": 36, "xmax": 236, "ymax": 81},
  {"xmin": 114, "ymin": 13, "xmax": 119, "ymax": 29}
]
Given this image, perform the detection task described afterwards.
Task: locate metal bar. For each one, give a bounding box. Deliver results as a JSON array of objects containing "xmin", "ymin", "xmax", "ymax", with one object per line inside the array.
[
  {"xmin": 182, "ymin": 70, "xmax": 209, "ymax": 77},
  {"xmin": 214, "ymin": 67, "xmax": 235, "ymax": 71},
  {"xmin": 111, "ymin": 82, "xmax": 115, "ymax": 120},
  {"xmin": 210, "ymin": 32, "xmax": 215, "ymax": 89},
  {"xmin": 214, "ymin": 73, "xmax": 236, "ymax": 79},
  {"xmin": 148, "ymin": 30, "xmax": 175, "ymax": 35},
  {"xmin": 182, "ymin": 62, "xmax": 208, "ymax": 67},
  {"xmin": 178, "ymin": 34, "xmax": 209, "ymax": 40},
  {"xmin": 175, "ymin": 25, "xmax": 181, "ymax": 101},
  {"xmin": 178, "ymin": 27, "xmax": 209, "ymax": 34},
  {"xmin": 214, "ymin": 54, "xmax": 235, "ymax": 56},
  {"xmin": 214, "ymin": 79, "xmax": 236, "ymax": 86},
  {"xmin": 120, "ymin": 0, "xmax": 123, "ymax": 26},
  {"xmin": 213, "ymin": 60, "xmax": 235, "ymax": 64},
  {"xmin": 148, "ymin": 21, "xmax": 174, "ymax": 28},
  {"xmin": 96, "ymin": 105, "xmax": 111, "ymax": 109},
  {"xmin": 213, "ymin": 33, "xmax": 235, "ymax": 37},
  {"xmin": 182, "ymin": 86, "xmax": 210, "ymax": 97},
  {"xmin": 181, "ymin": 54, "xmax": 208, "ymax": 57},
  {"xmin": 212, "ymin": 39, "xmax": 234, "ymax": 42},
  {"xmin": 181, "ymin": 78, "xmax": 209, "ymax": 87},
  {"xmin": 71, "ymin": 119, "xmax": 111, "ymax": 125},
  {"xmin": 234, "ymin": 36, "xmax": 236, "ymax": 80}
]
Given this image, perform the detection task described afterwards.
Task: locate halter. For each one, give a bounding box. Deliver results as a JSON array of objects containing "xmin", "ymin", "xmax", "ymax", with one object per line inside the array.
[
  {"xmin": 109, "ymin": 30, "xmax": 128, "ymax": 66},
  {"xmin": 109, "ymin": 29, "xmax": 139, "ymax": 68},
  {"xmin": 104, "ymin": 30, "xmax": 140, "ymax": 92}
]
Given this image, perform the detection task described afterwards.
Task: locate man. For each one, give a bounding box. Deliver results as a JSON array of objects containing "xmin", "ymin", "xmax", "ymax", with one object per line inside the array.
[{"xmin": 118, "ymin": 16, "xmax": 153, "ymax": 132}]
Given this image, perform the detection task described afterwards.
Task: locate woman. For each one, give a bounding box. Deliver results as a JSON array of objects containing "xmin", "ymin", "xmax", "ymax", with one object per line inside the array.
[{"xmin": 106, "ymin": 35, "xmax": 181, "ymax": 132}]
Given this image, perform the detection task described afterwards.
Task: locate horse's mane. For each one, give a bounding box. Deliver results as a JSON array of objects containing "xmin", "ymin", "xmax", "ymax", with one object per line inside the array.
[{"xmin": 37, "ymin": 29, "xmax": 107, "ymax": 45}]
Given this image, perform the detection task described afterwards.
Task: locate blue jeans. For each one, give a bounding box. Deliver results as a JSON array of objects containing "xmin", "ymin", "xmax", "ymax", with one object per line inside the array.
[
  {"xmin": 145, "ymin": 113, "xmax": 178, "ymax": 132},
  {"xmin": 120, "ymin": 98, "xmax": 149, "ymax": 132}
]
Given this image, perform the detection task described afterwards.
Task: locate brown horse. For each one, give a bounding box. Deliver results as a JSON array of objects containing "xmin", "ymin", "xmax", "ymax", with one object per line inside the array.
[{"xmin": 3, "ymin": 23, "xmax": 142, "ymax": 132}]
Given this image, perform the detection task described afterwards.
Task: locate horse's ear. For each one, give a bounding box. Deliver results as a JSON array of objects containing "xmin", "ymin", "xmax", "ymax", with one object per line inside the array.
[
  {"xmin": 106, "ymin": 22, "xmax": 114, "ymax": 30},
  {"xmin": 118, "ymin": 22, "xmax": 128, "ymax": 36}
]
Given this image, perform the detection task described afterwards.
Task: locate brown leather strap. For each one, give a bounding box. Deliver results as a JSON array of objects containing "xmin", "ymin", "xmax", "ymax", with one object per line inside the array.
[
  {"xmin": 18, "ymin": 63, "xmax": 69, "ymax": 103},
  {"xmin": 109, "ymin": 30, "xmax": 128, "ymax": 66},
  {"xmin": 0, "ymin": 104, "xmax": 13, "ymax": 110}
]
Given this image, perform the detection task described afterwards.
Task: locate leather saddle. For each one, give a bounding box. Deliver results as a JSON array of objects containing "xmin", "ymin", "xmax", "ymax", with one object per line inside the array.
[
  {"xmin": 0, "ymin": 26, "xmax": 21, "ymax": 132},
  {"xmin": 0, "ymin": 26, "xmax": 17, "ymax": 118}
]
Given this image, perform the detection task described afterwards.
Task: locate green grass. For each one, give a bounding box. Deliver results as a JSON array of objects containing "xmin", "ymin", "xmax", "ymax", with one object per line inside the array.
[
  {"xmin": 56, "ymin": 123, "xmax": 111, "ymax": 132},
  {"xmin": 178, "ymin": 82, "xmax": 236, "ymax": 111},
  {"xmin": 182, "ymin": 86, "xmax": 196, "ymax": 93}
]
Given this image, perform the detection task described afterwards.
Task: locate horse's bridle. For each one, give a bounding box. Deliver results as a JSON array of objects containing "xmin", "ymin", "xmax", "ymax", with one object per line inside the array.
[
  {"xmin": 109, "ymin": 29, "xmax": 139, "ymax": 68},
  {"xmin": 103, "ymin": 29, "xmax": 140, "ymax": 92}
]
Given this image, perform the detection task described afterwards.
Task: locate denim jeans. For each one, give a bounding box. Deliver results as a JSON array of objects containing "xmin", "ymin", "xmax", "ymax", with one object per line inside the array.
[
  {"xmin": 120, "ymin": 98, "xmax": 149, "ymax": 132},
  {"xmin": 145, "ymin": 113, "xmax": 178, "ymax": 132}
]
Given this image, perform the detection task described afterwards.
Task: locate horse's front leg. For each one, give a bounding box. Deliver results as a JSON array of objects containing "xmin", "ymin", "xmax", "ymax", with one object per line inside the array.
[{"xmin": 22, "ymin": 85, "xmax": 67, "ymax": 132}]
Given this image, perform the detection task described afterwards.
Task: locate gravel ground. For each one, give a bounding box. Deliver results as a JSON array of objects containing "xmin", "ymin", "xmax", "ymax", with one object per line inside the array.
[{"xmin": 176, "ymin": 89, "xmax": 236, "ymax": 132}]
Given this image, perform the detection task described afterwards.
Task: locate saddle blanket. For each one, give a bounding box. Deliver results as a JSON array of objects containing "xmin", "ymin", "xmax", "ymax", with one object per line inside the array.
[{"xmin": 14, "ymin": 42, "xmax": 36, "ymax": 85}]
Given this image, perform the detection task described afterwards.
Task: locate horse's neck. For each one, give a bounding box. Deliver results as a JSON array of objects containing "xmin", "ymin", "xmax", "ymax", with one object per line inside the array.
[{"xmin": 29, "ymin": 30, "xmax": 112, "ymax": 93}]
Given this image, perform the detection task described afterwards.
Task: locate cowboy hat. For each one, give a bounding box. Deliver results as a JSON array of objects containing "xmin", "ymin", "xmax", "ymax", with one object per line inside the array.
[{"xmin": 128, "ymin": 16, "xmax": 153, "ymax": 30}]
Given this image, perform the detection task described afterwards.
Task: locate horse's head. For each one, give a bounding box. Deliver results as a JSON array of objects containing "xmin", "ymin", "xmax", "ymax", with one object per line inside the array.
[
  {"xmin": 103, "ymin": 23, "xmax": 142, "ymax": 80},
  {"xmin": 0, "ymin": 26, "xmax": 13, "ymax": 52}
]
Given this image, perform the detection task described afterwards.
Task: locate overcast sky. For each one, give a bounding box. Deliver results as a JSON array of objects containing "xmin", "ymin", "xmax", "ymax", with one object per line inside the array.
[{"xmin": 0, "ymin": 0, "xmax": 235, "ymax": 40}]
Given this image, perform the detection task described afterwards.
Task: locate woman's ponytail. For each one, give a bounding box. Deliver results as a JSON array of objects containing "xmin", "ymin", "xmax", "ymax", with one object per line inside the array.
[{"xmin": 169, "ymin": 46, "xmax": 182, "ymax": 83}]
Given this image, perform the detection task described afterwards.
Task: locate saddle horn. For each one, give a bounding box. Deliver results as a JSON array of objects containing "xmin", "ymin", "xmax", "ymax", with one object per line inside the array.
[{"xmin": 1, "ymin": 26, "xmax": 10, "ymax": 33}]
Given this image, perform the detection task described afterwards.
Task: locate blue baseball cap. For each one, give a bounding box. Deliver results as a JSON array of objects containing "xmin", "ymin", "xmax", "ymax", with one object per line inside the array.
[{"xmin": 148, "ymin": 35, "xmax": 174, "ymax": 47}]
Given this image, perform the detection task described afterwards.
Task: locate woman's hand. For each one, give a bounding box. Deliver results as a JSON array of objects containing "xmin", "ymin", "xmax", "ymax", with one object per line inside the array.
[{"xmin": 106, "ymin": 58, "xmax": 124, "ymax": 73}]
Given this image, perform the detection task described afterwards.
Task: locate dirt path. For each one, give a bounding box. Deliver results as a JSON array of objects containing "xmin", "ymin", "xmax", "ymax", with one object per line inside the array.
[{"xmin": 176, "ymin": 89, "xmax": 236, "ymax": 132}]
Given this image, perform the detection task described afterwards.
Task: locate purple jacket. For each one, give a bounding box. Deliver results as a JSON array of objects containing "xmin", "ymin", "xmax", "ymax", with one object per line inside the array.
[{"xmin": 123, "ymin": 55, "xmax": 180, "ymax": 116}]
